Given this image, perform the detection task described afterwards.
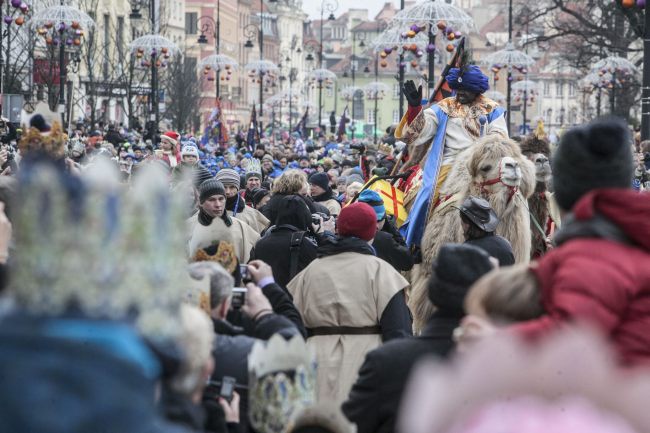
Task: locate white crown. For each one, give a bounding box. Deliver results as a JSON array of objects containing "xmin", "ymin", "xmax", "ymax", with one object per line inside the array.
[
  {"xmin": 246, "ymin": 158, "xmax": 262, "ymax": 176},
  {"xmin": 11, "ymin": 158, "xmax": 187, "ymax": 341},
  {"xmin": 248, "ymin": 335, "xmax": 317, "ymax": 433}
]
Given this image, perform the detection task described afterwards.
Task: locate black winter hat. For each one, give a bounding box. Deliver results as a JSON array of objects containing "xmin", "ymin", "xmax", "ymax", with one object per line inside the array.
[
  {"xmin": 553, "ymin": 118, "xmax": 634, "ymax": 211},
  {"xmin": 427, "ymin": 243, "xmax": 494, "ymax": 317},
  {"xmin": 199, "ymin": 178, "xmax": 226, "ymax": 203},
  {"xmin": 309, "ymin": 172, "xmax": 331, "ymax": 192},
  {"xmin": 251, "ymin": 187, "xmax": 270, "ymax": 207}
]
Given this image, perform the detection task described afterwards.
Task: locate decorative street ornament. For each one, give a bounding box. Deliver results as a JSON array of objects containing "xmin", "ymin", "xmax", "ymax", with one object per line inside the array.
[
  {"xmin": 481, "ymin": 42, "xmax": 535, "ymax": 69},
  {"xmin": 129, "ymin": 34, "xmax": 179, "ymax": 55},
  {"xmin": 484, "ymin": 90, "xmax": 506, "ymax": 103},
  {"xmin": 592, "ymin": 56, "xmax": 637, "ymax": 75},
  {"xmin": 245, "ymin": 59, "xmax": 280, "ymax": 74},
  {"xmin": 30, "ymin": 4, "xmax": 94, "ymax": 30},
  {"xmin": 199, "ymin": 54, "xmax": 239, "ymax": 72},
  {"xmin": 341, "ymin": 85, "xmax": 362, "ymax": 101},
  {"xmin": 309, "ymin": 68, "xmax": 336, "ymax": 82},
  {"xmin": 512, "ymin": 80, "xmax": 538, "ymax": 92},
  {"xmin": 391, "ymin": 0, "xmax": 475, "ymax": 34},
  {"xmin": 364, "ymin": 81, "xmax": 390, "ymax": 100}
]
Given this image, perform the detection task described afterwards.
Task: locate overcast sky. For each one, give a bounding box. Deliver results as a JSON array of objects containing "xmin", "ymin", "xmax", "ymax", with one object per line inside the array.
[{"xmin": 302, "ymin": 0, "xmax": 401, "ymax": 20}]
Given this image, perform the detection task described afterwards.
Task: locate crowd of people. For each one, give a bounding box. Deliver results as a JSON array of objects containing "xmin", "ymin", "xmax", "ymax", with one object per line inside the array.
[{"xmin": 1, "ymin": 65, "xmax": 650, "ymax": 433}]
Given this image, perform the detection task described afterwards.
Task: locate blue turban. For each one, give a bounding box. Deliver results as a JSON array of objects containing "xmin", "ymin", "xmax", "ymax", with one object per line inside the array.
[{"xmin": 446, "ymin": 65, "xmax": 489, "ymax": 94}]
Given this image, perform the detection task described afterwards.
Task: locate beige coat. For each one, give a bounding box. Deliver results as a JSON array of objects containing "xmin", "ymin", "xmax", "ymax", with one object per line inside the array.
[
  {"xmin": 288, "ymin": 252, "xmax": 409, "ymax": 404},
  {"xmin": 187, "ymin": 213, "xmax": 259, "ymax": 263},
  {"xmin": 230, "ymin": 205, "xmax": 269, "ymax": 234},
  {"xmin": 319, "ymin": 198, "xmax": 341, "ymax": 217}
]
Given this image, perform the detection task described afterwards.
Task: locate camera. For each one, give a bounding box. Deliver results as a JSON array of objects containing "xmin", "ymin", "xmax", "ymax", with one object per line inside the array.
[{"xmin": 231, "ymin": 287, "xmax": 247, "ymax": 310}]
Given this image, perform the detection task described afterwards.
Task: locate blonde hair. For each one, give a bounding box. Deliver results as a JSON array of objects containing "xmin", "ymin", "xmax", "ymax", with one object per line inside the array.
[
  {"xmin": 465, "ymin": 264, "xmax": 544, "ymax": 324},
  {"xmin": 169, "ymin": 304, "xmax": 216, "ymax": 396},
  {"xmin": 272, "ymin": 169, "xmax": 308, "ymax": 195}
]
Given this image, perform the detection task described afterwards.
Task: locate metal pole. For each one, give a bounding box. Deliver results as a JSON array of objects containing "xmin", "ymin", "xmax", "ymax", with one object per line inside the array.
[
  {"xmin": 351, "ymin": 33, "xmax": 355, "ymax": 135},
  {"xmin": 259, "ymin": 0, "xmax": 264, "ymax": 117},
  {"xmin": 428, "ymin": 31, "xmax": 435, "ymax": 98},
  {"xmin": 398, "ymin": 0, "xmax": 405, "ymax": 120},
  {"xmin": 59, "ymin": 30, "xmax": 66, "ymax": 127},
  {"xmin": 611, "ymin": 71, "xmax": 616, "ymax": 115},
  {"xmin": 216, "ymin": 0, "xmax": 220, "ymax": 99},
  {"xmin": 506, "ymin": 0, "xmax": 512, "ymax": 135},
  {"xmin": 374, "ymin": 42, "xmax": 379, "ymax": 144},
  {"xmin": 0, "ymin": 5, "xmax": 4, "ymax": 116},
  {"xmin": 642, "ymin": 4, "xmax": 650, "ymax": 140},
  {"xmin": 151, "ymin": 0, "xmax": 159, "ymax": 139},
  {"xmin": 597, "ymin": 88, "xmax": 601, "ymax": 117},
  {"xmin": 522, "ymin": 89, "xmax": 527, "ymax": 134},
  {"xmin": 318, "ymin": 4, "xmax": 324, "ymax": 129}
]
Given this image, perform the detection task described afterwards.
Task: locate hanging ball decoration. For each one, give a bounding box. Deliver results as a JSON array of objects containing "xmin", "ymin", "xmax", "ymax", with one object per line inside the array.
[
  {"xmin": 226, "ymin": 76, "xmax": 231, "ymax": 80},
  {"xmin": 380, "ymin": 51, "xmax": 388, "ymax": 58},
  {"xmin": 410, "ymin": 24, "xmax": 420, "ymax": 32},
  {"xmin": 407, "ymin": 30, "xmax": 416, "ymax": 38},
  {"xmin": 436, "ymin": 21, "xmax": 446, "ymax": 30},
  {"xmin": 446, "ymin": 44, "xmax": 455, "ymax": 53},
  {"xmin": 508, "ymin": 75, "xmax": 514, "ymax": 81},
  {"xmin": 380, "ymin": 60, "xmax": 388, "ymax": 68},
  {"xmin": 638, "ymin": 0, "xmax": 646, "ymax": 8},
  {"xmin": 415, "ymin": 50, "xmax": 423, "ymax": 58},
  {"xmin": 491, "ymin": 66, "xmax": 500, "ymax": 73},
  {"xmin": 57, "ymin": 22, "xmax": 66, "ymax": 32},
  {"xmin": 427, "ymin": 43, "xmax": 435, "ymax": 53},
  {"xmin": 401, "ymin": 31, "xmax": 408, "ymax": 39},
  {"xmin": 45, "ymin": 36, "xmax": 53, "ymax": 45},
  {"xmin": 384, "ymin": 47, "xmax": 392, "ymax": 55},
  {"xmin": 66, "ymin": 38, "xmax": 73, "ymax": 46},
  {"xmin": 20, "ymin": 2, "xmax": 28, "ymax": 12},
  {"xmin": 14, "ymin": 16, "xmax": 24, "ymax": 26},
  {"xmin": 161, "ymin": 47, "xmax": 168, "ymax": 54},
  {"xmin": 44, "ymin": 21, "xmax": 53, "ymax": 29},
  {"xmin": 11, "ymin": 0, "xmax": 21, "ymax": 8},
  {"xmin": 203, "ymin": 70, "xmax": 209, "ymax": 75},
  {"xmin": 622, "ymin": 0, "xmax": 635, "ymax": 7},
  {"xmin": 37, "ymin": 28, "xmax": 46, "ymax": 35},
  {"xmin": 494, "ymin": 75, "xmax": 499, "ymax": 81},
  {"xmin": 3, "ymin": 16, "xmax": 12, "ymax": 25},
  {"xmin": 411, "ymin": 59, "xmax": 418, "ymax": 67},
  {"xmin": 71, "ymin": 21, "xmax": 80, "ymax": 30},
  {"xmin": 447, "ymin": 32, "xmax": 455, "ymax": 41},
  {"xmin": 454, "ymin": 31, "xmax": 462, "ymax": 39}
]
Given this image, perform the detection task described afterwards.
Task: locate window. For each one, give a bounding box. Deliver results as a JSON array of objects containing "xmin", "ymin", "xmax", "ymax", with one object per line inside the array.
[
  {"xmin": 568, "ymin": 83, "xmax": 576, "ymax": 97},
  {"xmin": 555, "ymin": 82, "xmax": 564, "ymax": 97},
  {"xmin": 117, "ymin": 16, "xmax": 124, "ymax": 72},
  {"xmin": 185, "ymin": 12, "xmax": 198, "ymax": 35},
  {"xmin": 367, "ymin": 109, "xmax": 375, "ymax": 124},
  {"xmin": 103, "ymin": 14, "xmax": 110, "ymax": 79},
  {"xmin": 393, "ymin": 83, "xmax": 400, "ymax": 98},
  {"xmin": 393, "ymin": 109, "xmax": 400, "ymax": 123},
  {"xmin": 545, "ymin": 108, "xmax": 552, "ymax": 124},
  {"xmin": 543, "ymin": 81, "xmax": 550, "ymax": 97}
]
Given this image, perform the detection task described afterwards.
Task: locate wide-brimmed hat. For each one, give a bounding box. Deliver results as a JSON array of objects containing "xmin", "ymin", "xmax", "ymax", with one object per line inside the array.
[{"xmin": 458, "ymin": 196, "xmax": 499, "ymax": 233}]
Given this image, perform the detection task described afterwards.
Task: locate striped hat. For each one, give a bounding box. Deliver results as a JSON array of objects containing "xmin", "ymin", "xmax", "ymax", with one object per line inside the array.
[{"xmin": 215, "ymin": 168, "xmax": 241, "ymax": 189}]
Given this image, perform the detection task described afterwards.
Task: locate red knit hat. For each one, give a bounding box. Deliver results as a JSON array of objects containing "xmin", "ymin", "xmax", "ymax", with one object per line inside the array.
[{"xmin": 337, "ymin": 202, "xmax": 378, "ymax": 241}]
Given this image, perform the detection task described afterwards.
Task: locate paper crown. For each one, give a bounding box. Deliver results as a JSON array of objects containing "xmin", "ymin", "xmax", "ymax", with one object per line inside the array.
[
  {"xmin": 246, "ymin": 158, "xmax": 262, "ymax": 176},
  {"xmin": 10, "ymin": 158, "xmax": 187, "ymax": 341},
  {"xmin": 248, "ymin": 335, "xmax": 317, "ymax": 433}
]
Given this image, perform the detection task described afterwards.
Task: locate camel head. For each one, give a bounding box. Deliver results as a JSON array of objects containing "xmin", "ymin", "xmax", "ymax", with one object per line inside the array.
[
  {"xmin": 531, "ymin": 153, "xmax": 552, "ymax": 184},
  {"xmin": 468, "ymin": 135, "xmax": 526, "ymax": 199}
]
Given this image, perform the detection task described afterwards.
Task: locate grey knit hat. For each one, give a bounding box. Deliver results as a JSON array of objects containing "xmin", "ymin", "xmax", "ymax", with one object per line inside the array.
[
  {"xmin": 199, "ymin": 179, "xmax": 226, "ymax": 203},
  {"xmin": 215, "ymin": 168, "xmax": 241, "ymax": 189}
]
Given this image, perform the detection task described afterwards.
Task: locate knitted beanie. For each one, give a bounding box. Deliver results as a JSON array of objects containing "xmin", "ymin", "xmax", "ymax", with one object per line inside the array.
[
  {"xmin": 181, "ymin": 145, "xmax": 199, "ymax": 158},
  {"xmin": 427, "ymin": 243, "xmax": 494, "ymax": 317},
  {"xmin": 552, "ymin": 118, "xmax": 633, "ymax": 210},
  {"xmin": 309, "ymin": 172, "xmax": 330, "ymax": 191},
  {"xmin": 358, "ymin": 189, "xmax": 386, "ymax": 221},
  {"xmin": 199, "ymin": 179, "xmax": 226, "ymax": 203},
  {"xmin": 337, "ymin": 202, "xmax": 378, "ymax": 241},
  {"xmin": 215, "ymin": 168, "xmax": 241, "ymax": 189},
  {"xmin": 246, "ymin": 171, "xmax": 262, "ymax": 181}
]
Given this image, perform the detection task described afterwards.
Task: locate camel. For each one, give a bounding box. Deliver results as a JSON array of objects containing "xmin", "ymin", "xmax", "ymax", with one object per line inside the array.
[{"xmin": 408, "ymin": 135, "xmax": 536, "ymax": 332}]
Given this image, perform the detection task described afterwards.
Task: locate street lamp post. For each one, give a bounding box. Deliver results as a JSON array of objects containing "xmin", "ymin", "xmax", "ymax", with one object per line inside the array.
[
  {"xmin": 197, "ymin": 5, "xmax": 220, "ymax": 98},
  {"xmin": 318, "ymin": 0, "xmax": 338, "ymax": 130},
  {"xmin": 643, "ymin": 5, "xmax": 650, "ymax": 140},
  {"xmin": 350, "ymin": 31, "xmax": 365, "ymax": 136}
]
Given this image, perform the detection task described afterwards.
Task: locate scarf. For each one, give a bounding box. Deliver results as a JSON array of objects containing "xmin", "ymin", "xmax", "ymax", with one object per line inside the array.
[
  {"xmin": 312, "ymin": 188, "xmax": 334, "ymax": 203},
  {"xmin": 198, "ymin": 207, "xmax": 232, "ymax": 227},
  {"xmin": 318, "ymin": 236, "xmax": 376, "ymax": 258},
  {"xmin": 163, "ymin": 150, "xmax": 178, "ymax": 168},
  {"xmin": 226, "ymin": 193, "xmax": 245, "ymax": 215}
]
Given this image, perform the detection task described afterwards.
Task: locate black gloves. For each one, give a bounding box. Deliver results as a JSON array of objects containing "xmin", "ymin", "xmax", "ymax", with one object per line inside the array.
[{"xmin": 403, "ymin": 80, "xmax": 422, "ymax": 108}]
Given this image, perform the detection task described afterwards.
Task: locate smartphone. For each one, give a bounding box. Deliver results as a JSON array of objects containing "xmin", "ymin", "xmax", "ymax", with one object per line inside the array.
[
  {"xmin": 239, "ymin": 264, "xmax": 252, "ymax": 284},
  {"xmin": 231, "ymin": 287, "xmax": 247, "ymax": 310},
  {"xmin": 220, "ymin": 376, "xmax": 236, "ymax": 403}
]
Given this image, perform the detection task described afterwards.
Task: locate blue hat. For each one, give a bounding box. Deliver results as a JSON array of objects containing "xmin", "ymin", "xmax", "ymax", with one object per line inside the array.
[
  {"xmin": 358, "ymin": 190, "xmax": 386, "ymax": 221},
  {"xmin": 446, "ymin": 65, "xmax": 489, "ymax": 94}
]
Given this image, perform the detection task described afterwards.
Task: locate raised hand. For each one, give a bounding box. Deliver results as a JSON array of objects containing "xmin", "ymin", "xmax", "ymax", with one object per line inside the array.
[{"xmin": 403, "ymin": 80, "xmax": 422, "ymax": 107}]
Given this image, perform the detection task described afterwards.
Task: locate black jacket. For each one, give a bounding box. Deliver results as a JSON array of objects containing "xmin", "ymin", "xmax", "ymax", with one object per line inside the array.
[
  {"xmin": 466, "ymin": 234, "xmax": 515, "ymax": 266},
  {"xmin": 373, "ymin": 231, "xmax": 413, "ymax": 272},
  {"xmin": 211, "ymin": 282, "xmax": 305, "ymax": 433},
  {"xmin": 250, "ymin": 225, "xmax": 318, "ymax": 288},
  {"xmin": 342, "ymin": 314, "xmax": 458, "ymax": 433}
]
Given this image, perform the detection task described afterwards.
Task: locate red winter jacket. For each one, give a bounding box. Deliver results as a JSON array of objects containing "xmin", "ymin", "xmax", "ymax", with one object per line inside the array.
[{"xmin": 512, "ymin": 189, "xmax": 650, "ymax": 366}]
